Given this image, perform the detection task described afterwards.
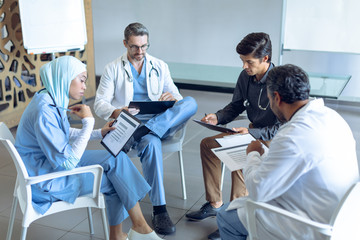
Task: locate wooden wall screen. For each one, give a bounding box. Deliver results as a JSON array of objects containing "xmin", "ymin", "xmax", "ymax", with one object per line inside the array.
[{"xmin": 0, "ymin": 0, "xmax": 95, "ymax": 128}]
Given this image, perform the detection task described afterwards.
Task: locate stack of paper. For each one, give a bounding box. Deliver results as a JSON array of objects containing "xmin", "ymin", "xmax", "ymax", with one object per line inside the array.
[{"xmin": 212, "ymin": 134, "xmax": 255, "ymax": 171}]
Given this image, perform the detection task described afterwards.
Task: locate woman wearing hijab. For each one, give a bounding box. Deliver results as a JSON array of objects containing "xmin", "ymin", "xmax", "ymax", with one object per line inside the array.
[{"xmin": 15, "ymin": 56, "xmax": 161, "ymax": 240}]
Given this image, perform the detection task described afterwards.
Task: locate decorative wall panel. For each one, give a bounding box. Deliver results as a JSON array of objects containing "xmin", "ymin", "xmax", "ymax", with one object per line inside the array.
[{"xmin": 0, "ymin": 0, "xmax": 95, "ymax": 128}]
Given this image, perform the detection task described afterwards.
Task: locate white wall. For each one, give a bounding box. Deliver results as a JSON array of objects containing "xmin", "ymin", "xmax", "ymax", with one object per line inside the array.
[
  {"xmin": 92, "ymin": 0, "xmax": 360, "ymax": 98},
  {"xmin": 91, "ymin": 0, "xmax": 282, "ymax": 71}
]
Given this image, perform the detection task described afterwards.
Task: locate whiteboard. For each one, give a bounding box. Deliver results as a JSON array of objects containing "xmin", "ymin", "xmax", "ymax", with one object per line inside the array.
[
  {"xmin": 19, "ymin": 0, "xmax": 87, "ymax": 54},
  {"xmin": 283, "ymin": 0, "xmax": 360, "ymax": 54}
]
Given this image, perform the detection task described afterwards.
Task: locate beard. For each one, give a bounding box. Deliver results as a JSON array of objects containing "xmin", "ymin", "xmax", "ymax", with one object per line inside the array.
[{"xmin": 270, "ymin": 105, "xmax": 287, "ymax": 123}]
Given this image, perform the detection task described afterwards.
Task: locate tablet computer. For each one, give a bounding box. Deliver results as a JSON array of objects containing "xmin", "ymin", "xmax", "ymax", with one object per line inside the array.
[
  {"xmin": 128, "ymin": 101, "xmax": 176, "ymax": 114},
  {"xmin": 101, "ymin": 110, "xmax": 141, "ymax": 157}
]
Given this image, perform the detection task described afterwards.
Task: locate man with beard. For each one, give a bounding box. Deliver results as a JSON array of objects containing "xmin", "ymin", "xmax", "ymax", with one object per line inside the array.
[
  {"xmin": 216, "ymin": 64, "xmax": 359, "ymax": 239},
  {"xmin": 94, "ymin": 22, "xmax": 198, "ymax": 235}
]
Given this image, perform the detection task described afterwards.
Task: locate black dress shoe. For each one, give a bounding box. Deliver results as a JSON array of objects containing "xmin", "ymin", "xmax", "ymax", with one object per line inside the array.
[
  {"xmin": 208, "ymin": 229, "xmax": 220, "ymax": 240},
  {"xmin": 186, "ymin": 202, "xmax": 223, "ymax": 221},
  {"xmin": 152, "ymin": 212, "xmax": 176, "ymax": 235}
]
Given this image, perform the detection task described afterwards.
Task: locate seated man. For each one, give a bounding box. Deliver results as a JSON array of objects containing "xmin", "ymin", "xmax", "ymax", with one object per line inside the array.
[
  {"xmin": 94, "ymin": 22, "xmax": 198, "ymax": 235},
  {"xmin": 186, "ymin": 32, "xmax": 280, "ymax": 240},
  {"xmin": 217, "ymin": 64, "xmax": 359, "ymax": 239}
]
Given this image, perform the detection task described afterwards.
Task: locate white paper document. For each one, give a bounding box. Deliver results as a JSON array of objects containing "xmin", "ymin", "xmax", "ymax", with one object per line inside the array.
[
  {"xmin": 212, "ymin": 144, "xmax": 248, "ymax": 171},
  {"xmin": 215, "ymin": 134, "xmax": 255, "ymax": 147},
  {"xmin": 212, "ymin": 134, "xmax": 256, "ymax": 171},
  {"xmin": 101, "ymin": 110, "xmax": 141, "ymax": 157}
]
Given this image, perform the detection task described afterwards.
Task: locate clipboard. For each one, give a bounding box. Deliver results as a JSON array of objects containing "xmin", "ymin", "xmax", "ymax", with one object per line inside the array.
[
  {"xmin": 129, "ymin": 101, "xmax": 176, "ymax": 114},
  {"xmin": 101, "ymin": 110, "xmax": 141, "ymax": 157},
  {"xmin": 193, "ymin": 119, "xmax": 237, "ymax": 133}
]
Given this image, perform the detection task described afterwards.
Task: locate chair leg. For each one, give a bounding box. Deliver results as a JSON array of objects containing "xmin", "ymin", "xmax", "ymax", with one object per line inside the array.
[
  {"xmin": 6, "ymin": 197, "xmax": 18, "ymax": 240},
  {"xmin": 101, "ymin": 208, "xmax": 110, "ymax": 240},
  {"xmin": 178, "ymin": 150, "xmax": 187, "ymax": 200},
  {"xmin": 220, "ymin": 163, "xmax": 225, "ymax": 191},
  {"xmin": 87, "ymin": 207, "xmax": 94, "ymax": 235},
  {"xmin": 20, "ymin": 227, "xmax": 27, "ymax": 240}
]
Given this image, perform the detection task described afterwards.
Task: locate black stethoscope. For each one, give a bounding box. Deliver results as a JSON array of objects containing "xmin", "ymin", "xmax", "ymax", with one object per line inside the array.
[
  {"xmin": 243, "ymin": 79, "xmax": 270, "ymax": 111},
  {"xmin": 123, "ymin": 60, "xmax": 161, "ymax": 95},
  {"xmin": 38, "ymin": 88, "xmax": 65, "ymax": 120}
]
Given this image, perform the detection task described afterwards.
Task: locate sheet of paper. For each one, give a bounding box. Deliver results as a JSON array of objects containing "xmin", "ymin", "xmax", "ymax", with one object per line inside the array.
[
  {"xmin": 213, "ymin": 134, "xmax": 268, "ymax": 171},
  {"xmin": 212, "ymin": 144, "xmax": 248, "ymax": 171},
  {"xmin": 101, "ymin": 111, "xmax": 140, "ymax": 157},
  {"xmin": 215, "ymin": 133, "xmax": 255, "ymax": 147}
]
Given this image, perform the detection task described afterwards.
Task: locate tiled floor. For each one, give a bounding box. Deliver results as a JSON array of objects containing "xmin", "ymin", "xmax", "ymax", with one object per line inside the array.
[
  {"xmin": 1, "ymin": 89, "xmax": 360, "ymax": 240},
  {"xmin": 0, "ymin": 89, "xmax": 250, "ymax": 240}
]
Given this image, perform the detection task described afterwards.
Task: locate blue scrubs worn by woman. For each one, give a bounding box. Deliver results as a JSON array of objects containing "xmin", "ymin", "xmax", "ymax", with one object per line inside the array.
[{"xmin": 15, "ymin": 56, "xmax": 161, "ymax": 240}]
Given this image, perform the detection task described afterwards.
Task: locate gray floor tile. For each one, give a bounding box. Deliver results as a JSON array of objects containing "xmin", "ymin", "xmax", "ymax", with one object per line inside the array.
[
  {"xmin": 1, "ymin": 215, "xmax": 68, "ymax": 240},
  {"xmin": 0, "ymin": 175, "xmax": 16, "ymax": 215}
]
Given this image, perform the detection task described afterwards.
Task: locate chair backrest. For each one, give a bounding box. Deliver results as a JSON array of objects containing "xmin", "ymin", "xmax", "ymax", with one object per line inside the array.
[
  {"xmin": 0, "ymin": 122, "xmax": 15, "ymax": 144},
  {"xmin": 1, "ymin": 139, "xmax": 31, "ymax": 207},
  {"xmin": 329, "ymin": 182, "xmax": 360, "ymax": 239}
]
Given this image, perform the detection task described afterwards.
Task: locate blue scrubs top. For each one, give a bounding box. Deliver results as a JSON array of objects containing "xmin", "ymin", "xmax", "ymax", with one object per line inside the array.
[
  {"xmin": 130, "ymin": 60, "xmax": 150, "ymax": 101},
  {"xmin": 15, "ymin": 92, "xmax": 81, "ymax": 214}
]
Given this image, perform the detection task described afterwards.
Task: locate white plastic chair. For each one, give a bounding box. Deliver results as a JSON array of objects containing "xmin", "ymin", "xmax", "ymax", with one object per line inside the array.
[
  {"xmin": 0, "ymin": 123, "xmax": 109, "ymax": 240},
  {"xmin": 127, "ymin": 124, "xmax": 188, "ymax": 199},
  {"xmin": 245, "ymin": 182, "xmax": 360, "ymax": 240},
  {"xmin": 0, "ymin": 122, "xmax": 15, "ymax": 144}
]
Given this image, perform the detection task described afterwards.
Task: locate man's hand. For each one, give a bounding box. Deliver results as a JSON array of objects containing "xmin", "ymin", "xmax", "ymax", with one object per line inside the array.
[
  {"xmin": 128, "ymin": 108, "xmax": 140, "ymax": 115},
  {"xmin": 201, "ymin": 113, "xmax": 218, "ymax": 125},
  {"xmin": 246, "ymin": 140, "xmax": 265, "ymax": 155},
  {"xmin": 101, "ymin": 120, "xmax": 116, "ymax": 137},
  {"xmin": 69, "ymin": 104, "xmax": 93, "ymax": 119},
  {"xmin": 232, "ymin": 127, "xmax": 249, "ymax": 134},
  {"xmin": 159, "ymin": 92, "xmax": 176, "ymax": 101}
]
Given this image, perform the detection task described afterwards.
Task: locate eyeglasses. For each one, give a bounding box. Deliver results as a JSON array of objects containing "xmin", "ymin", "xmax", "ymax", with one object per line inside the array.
[{"xmin": 127, "ymin": 43, "xmax": 150, "ymax": 51}]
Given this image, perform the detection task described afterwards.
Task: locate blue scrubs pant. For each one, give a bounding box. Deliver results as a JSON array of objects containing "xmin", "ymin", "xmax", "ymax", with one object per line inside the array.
[
  {"xmin": 217, "ymin": 202, "xmax": 248, "ymax": 240},
  {"xmin": 78, "ymin": 150, "xmax": 151, "ymax": 226},
  {"xmin": 135, "ymin": 96, "xmax": 197, "ymax": 205}
]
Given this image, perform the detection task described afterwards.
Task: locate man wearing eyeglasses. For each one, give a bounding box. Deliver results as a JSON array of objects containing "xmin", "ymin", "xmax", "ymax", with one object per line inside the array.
[
  {"xmin": 185, "ymin": 32, "xmax": 280, "ymax": 240},
  {"xmin": 94, "ymin": 22, "xmax": 198, "ymax": 235}
]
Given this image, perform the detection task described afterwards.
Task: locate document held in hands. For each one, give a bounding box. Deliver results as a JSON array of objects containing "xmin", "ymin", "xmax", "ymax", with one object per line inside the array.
[
  {"xmin": 211, "ymin": 134, "xmax": 256, "ymax": 171},
  {"xmin": 212, "ymin": 144, "xmax": 249, "ymax": 171},
  {"xmin": 101, "ymin": 110, "xmax": 141, "ymax": 157}
]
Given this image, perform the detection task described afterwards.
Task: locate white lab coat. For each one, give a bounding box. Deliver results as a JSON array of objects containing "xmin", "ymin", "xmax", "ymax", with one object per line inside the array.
[
  {"xmin": 228, "ymin": 98, "xmax": 359, "ymax": 239},
  {"xmin": 94, "ymin": 52, "xmax": 183, "ymax": 120}
]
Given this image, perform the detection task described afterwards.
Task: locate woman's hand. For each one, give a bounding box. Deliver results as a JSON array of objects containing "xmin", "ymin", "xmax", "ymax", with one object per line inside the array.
[
  {"xmin": 110, "ymin": 107, "xmax": 129, "ymax": 119},
  {"xmin": 101, "ymin": 120, "xmax": 116, "ymax": 137},
  {"xmin": 201, "ymin": 113, "xmax": 218, "ymax": 125},
  {"xmin": 69, "ymin": 104, "xmax": 93, "ymax": 119}
]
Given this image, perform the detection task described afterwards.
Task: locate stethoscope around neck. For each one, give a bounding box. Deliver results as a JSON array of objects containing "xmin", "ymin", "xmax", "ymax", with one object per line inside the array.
[
  {"xmin": 243, "ymin": 80, "xmax": 270, "ymax": 111},
  {"xmin": 123, "ymin": 60, "xmax": 161, "ymax": 95}
]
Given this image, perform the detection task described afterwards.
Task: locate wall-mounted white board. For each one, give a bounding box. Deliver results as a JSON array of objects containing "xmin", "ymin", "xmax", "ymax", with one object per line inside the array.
[
  {"xmin": 19, "ymin": 0, "xmax": 87, "ymax": 54},
  {"xmin": 283, "ymin": 0, "xmax": 360, "ymax": 54}
]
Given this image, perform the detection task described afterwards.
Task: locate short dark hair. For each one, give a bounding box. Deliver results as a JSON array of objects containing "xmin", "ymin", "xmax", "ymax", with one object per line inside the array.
[
  {"xmin": 124, "ymin": 22, "xmax": 149, "ymax": 41},
  {"xmin": 266, "ymin": 64, "xmax": 310, "ymax": 104},
  {"xmin": 236, "ymin": 32, "xmax": 272, "ymax": 62}
]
